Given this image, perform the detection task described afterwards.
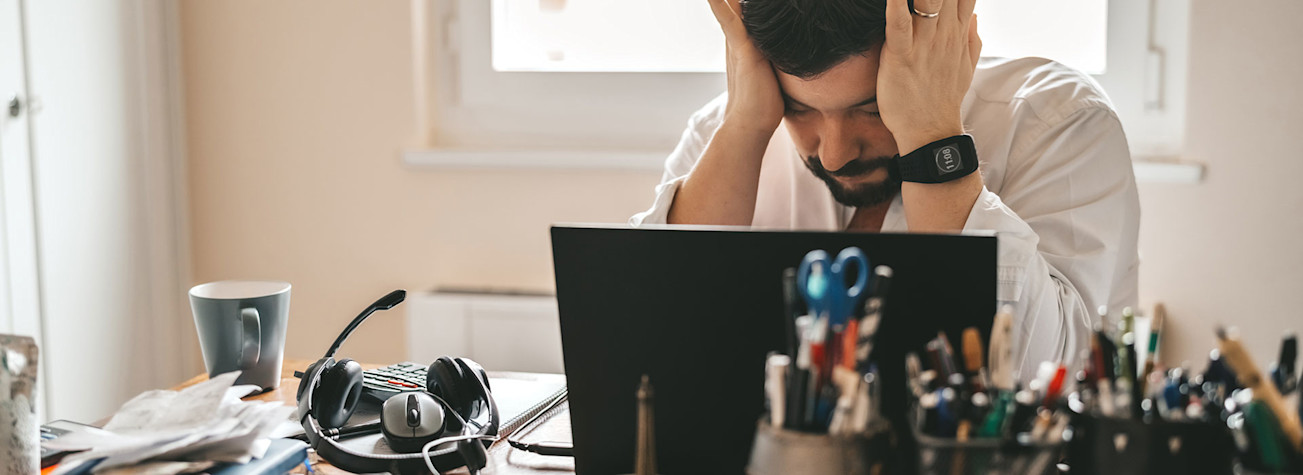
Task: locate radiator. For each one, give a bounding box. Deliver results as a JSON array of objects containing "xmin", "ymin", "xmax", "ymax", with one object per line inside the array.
[{"xmin": 405, "ymin": 289, "xmax": 564, "ymax": 374}]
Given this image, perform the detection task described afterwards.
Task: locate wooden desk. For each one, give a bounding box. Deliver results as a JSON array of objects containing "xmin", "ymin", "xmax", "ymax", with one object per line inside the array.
[{"xmin": 174, "ymin": 360, "xmax": 575, "ymax": 474}]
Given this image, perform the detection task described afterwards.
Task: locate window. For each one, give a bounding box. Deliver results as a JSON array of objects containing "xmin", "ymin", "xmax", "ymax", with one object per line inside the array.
[{"xmin": 415, "ymin": 0, "xmax": 1188, "ymax": 168}]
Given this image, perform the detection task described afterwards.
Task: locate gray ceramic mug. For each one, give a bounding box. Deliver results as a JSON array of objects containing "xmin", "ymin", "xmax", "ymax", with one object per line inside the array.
[{"xmin": 189, "ymin": 280, "xmax": 291, "ymax": 391}]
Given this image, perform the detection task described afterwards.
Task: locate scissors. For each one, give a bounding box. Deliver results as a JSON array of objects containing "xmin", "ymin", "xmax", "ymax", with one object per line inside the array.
[{"xmin": 797, "ymin": 247, "xmax": 871, "ymax": 328}]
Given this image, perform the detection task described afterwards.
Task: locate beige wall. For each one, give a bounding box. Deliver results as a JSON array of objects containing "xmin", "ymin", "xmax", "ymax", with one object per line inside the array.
[
  {"xmin": 182, "ymin": 1, "xmax": 1303, "ymax": 372},
  {"xmin": 1138, "ymin": 1, "xmax": 1303, "ymax": 369},
  {"xmin": 180, "ymin": 0, "xmax": 659, "ymax": 365}
]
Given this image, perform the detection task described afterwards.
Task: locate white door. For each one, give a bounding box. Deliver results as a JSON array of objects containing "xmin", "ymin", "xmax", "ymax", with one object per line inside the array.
[
  {"xmin": 0, "ymin": 0, "xmax": 49, "ymax": 420},
  {"xmin": 0, "ymin": 0, "xmax": 43, "ymax": 342}
]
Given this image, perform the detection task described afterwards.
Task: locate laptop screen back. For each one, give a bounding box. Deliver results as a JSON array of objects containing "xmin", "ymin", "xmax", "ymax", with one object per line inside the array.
[{"xmin": 551, "ymin": 225, "xmax": 996, "ymax": 474}]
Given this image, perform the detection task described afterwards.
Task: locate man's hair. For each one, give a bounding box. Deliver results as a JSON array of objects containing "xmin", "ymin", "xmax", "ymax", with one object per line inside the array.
[{"xmin": 739, "ymin": 0, "xmax": 888, "ymax": 79}]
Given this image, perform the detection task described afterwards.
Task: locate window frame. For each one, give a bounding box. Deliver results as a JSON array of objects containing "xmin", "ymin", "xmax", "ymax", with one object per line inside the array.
[{"xmin": 414, "ymin": 0, "xmax": 1191, "ymax": 170}]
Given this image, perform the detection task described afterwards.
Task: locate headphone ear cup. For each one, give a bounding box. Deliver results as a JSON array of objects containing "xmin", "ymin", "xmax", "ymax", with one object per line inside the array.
[
  {"xmin": 458, "ymin": 357, "xmax": 490, "ymax": 393},
  {"xmin": 427, "ymin": 356, "xmax": 469, "ymax": 414},
  {"xmin": 313, "ymin": 358, "xmax": 363, "ymax": 429},
  {"xmin": 296, "ymin": 358, "xmax": 328, "ymax": 403}
]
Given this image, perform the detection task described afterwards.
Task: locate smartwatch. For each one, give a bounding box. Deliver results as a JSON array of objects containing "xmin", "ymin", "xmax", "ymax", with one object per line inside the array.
[{"xmin": 889, "ymin": 134, "xmax": 979, "ymax": 184}]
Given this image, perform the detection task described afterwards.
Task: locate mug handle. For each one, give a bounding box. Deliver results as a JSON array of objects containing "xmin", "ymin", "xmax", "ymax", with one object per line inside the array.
[{"xmin": 239, "ymin": 307, "xmax": 261, "ymax": 369}]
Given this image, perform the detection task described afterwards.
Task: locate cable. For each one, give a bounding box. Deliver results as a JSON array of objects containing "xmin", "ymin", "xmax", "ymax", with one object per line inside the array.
[
  {"xmin": 507, "ymin": 439, "xmax": 574, "ymax": 457},
  {"xmin": 505, "ymin": 395, "xmax": 573, "ymax": 457},
  {"xmin": 421, "ymin": 434, "xmax": 497, "ymax": 475}
]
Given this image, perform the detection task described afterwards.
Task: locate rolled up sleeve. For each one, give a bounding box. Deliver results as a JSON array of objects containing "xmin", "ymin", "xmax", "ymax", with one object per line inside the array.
[
  {"xmin": 966, "ymin": 105, "xmax": 1139, "ymax": 380},
  {"xmin": 630, "ymin": 94, "xmax": 726, "ymax": 226}
]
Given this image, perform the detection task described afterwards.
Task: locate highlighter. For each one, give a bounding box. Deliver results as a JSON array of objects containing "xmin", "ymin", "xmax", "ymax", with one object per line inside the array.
[{"xmin": 1244, "ymin": 399, "xmax": 1289, "ymax": 471}]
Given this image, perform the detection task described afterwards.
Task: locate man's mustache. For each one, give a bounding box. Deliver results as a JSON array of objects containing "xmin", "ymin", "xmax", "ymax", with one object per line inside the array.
[{"xmin": 805, "ymin": 155, "xmax": 898, "ymax": 177}]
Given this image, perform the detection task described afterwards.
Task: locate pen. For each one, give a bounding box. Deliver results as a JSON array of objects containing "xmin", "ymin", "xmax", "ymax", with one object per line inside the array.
[
  {"xmin": 1096, "ymin": 329, "xmax": 1118, "ymax": 385},
  {"xmin": 781, "ymin": 268, "xmax": 802, "ymax": 358},
  {"xmin": 1043, "ymin": 364, "xmax": 1067, "ymax": 409},
  {"xmin": 1216, "ymin": 326, "xmax": 1303, "ymax": 452},
  {"xmin": 1269, "ymin": 332, "xmax": 1297, "ymax": 395},
  {"xmin": 934, "ymin": 332, "xmax": 959, "ymax": 379},
  {"xmin": 790, "ymin": 315, "xmax": 813, "ymax": 430}
]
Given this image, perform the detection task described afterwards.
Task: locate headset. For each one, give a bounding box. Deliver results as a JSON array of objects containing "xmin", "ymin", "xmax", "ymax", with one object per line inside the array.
[{"xmin": 295, "ymin": 290, "xmax": 500, "ymax": 474}]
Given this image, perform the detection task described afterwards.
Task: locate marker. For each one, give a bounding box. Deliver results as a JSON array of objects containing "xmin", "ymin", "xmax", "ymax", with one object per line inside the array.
[
  {"xmin": 979, "ymin": 306, "xmax": 1016, "ymax": 437},
  {"xmin": 854, "ymin": 266, "xmax": 891, "ymax": 371},
  {"xmin": 1216, "ymin": 326, "xmax": 1303, "ymax": 452},
  {"xmin": 935, "ymin": 387, "xmax": 958, "ymax": 437},
  {"xmin": 1121, "ymin": 332, "xmax": 1142, "ymax": 418},
  {"xmin": 827, "ymin": 366, "xmax": 860, "ymax": 435},
  {"xmin": 1010, "ymin": 389, "xmax": 1038, "ymax": 435},
  {"xmin": 906, "ymin": 352, "xmax": 925, "ymax": 397},
  {"xmin": 766, "ymin": 354, "xmax": 790, "ymax": 428},
  {"xmin": 1244, "ymin": 399, "xmax": 1290, "ymax": 471},
  {"xmin": 962, "ymin": 327, "xmax": 989, "ymax": 394},
  {"xmin": 988, "ymin": 306, "xmax": 1016, "ymax": 391},
  {"xmin": 1140, "ymin": 303, "xmax": 1166, "ymax": 397},
  {"xmin": 919, "ymin": 391, "xmax": 940, "ymax": 436},
  {"xmin": 1269, "ymin": 333, "xmax": 1297, "ymax": 395},
  {"xmin": 851, "ymin": 371, "xmax": 876, "ymax": 433}
]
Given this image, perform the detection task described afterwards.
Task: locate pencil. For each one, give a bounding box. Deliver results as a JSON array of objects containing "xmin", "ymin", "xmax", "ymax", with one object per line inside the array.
[{"xmin": 1215, "ymin": 326, "xmax": 1303, "ymax": 451}]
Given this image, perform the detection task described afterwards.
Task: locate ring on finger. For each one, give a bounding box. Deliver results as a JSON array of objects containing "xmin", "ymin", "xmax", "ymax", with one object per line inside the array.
[{"xmin": 911, "ymin": 4, "xmax": 940, "ymax": 17}]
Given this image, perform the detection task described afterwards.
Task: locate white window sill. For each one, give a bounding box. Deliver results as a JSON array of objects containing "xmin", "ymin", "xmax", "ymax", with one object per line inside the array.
[{"xmin": 403, "ymin": 148, "xmax": 1205, "ymax": 184}]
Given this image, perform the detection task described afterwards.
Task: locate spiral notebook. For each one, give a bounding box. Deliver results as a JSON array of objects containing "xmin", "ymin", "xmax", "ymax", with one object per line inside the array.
[{"xmin": 488, "ymin": 372, "xmax": 568, "ymax": 437}]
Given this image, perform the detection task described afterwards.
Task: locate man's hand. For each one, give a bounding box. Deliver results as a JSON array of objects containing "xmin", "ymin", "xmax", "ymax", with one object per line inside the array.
[
  {"xmin": 877, "ymin": 0, "xmax": 982, "ymax": 154},
  {"xmin": 707, "ymin": 0, "xmax": 784, "ymax": 137}
]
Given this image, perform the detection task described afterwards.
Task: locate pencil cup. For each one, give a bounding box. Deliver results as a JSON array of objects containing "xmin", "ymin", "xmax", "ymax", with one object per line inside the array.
[
  {"xmin": 910, "ymin": 405, "xmax": 1065, "ymax": 475},
  {"xmin": 746, "ymin": 420, "xmax": 893, "ymax": 475},
  {"xmin": 913, "ymin": 430, "xmax": 1063, "ymax": 475},
  {"xmin": 1066, "ymin": 414, "xmax": 1237, "ymax": 475}
]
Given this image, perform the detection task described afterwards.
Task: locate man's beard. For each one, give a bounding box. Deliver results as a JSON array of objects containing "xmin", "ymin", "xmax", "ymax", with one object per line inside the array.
[{"xmin": 803, "ymin": 154, "xmax": 903, "ymax": 208}]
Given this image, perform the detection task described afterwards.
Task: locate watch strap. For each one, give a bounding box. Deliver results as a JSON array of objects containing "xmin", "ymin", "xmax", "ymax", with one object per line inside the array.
[{"xmin": 890, "ymin": 134, "xmax": 978, "ymax": 184}]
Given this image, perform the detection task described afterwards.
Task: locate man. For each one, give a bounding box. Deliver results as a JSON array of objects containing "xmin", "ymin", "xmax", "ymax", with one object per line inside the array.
[{"xmin": 631, "ymin": 0, "xmax": 1140, "ymax": 378}]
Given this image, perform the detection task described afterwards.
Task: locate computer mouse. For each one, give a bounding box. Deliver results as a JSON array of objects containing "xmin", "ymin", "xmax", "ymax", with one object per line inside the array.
[{"xmin": 381, "ymin": 392, "xmax": 446, "ymax": 453}]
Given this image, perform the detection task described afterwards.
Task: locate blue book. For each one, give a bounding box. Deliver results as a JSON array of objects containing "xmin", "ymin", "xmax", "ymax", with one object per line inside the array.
[{"xmin": 209, "ymin": 439, "xmax": 308, "ymax": 475}]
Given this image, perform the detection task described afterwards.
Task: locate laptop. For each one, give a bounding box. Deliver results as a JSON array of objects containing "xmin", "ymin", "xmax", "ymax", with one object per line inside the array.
[{"xmin": 551, "ymin": 224, "xmax": 996, "ymax": 475}]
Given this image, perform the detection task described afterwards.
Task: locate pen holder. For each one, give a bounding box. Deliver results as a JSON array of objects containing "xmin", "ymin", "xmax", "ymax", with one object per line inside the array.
[
  {"xmin": 746, "ymin": 420, "xmax": 895, "ymax": 475},
  {"xmin": 909, "ymin": 403, "xmax": 1065, "ymax": 475},
  {"xmin": 911, "ymin": 429, "xmax": 1065, "ymax": 475},
  {"xmin": 1067, "ymin": 414, "xmax": 1236, "ymax": 475}
]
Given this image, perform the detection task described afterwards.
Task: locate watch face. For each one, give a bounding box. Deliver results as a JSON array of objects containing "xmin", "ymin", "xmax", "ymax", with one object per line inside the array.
[{"xmin": 934, "ymin": 144, "xmax": 962, "ymax": 174}]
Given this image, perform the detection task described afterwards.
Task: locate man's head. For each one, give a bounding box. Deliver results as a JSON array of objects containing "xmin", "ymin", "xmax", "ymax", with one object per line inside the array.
[{"xmin": 739, "ymin": 0, "xmax": 900, "ymax": 208}]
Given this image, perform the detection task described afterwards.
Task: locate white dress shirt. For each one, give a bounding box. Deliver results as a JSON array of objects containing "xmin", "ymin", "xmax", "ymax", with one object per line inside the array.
[{"xmin": 631, "ymin": 57, "xmax": 1141, "ymax": 380}]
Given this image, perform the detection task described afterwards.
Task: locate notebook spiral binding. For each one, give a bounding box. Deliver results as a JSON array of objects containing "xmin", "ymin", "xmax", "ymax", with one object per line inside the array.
[{"xmin": 501, "ymin": 387, "xmax": 569, "ymax": 437}]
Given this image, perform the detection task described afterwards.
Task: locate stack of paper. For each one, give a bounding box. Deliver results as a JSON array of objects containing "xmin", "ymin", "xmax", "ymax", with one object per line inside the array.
[{"xmin": 46, "ymin": 372, "xmax": 297, "ymax": 474}]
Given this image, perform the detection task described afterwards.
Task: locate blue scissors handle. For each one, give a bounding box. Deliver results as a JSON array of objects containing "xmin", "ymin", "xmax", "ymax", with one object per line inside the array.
[
  {"xmin": 797, "ymin": 248, "xmax": 871, "ymax": 326},
  {"xmin": 797, "ymin": 250, "xmax": 832, "ymax": 319},
  {"xmin": 828, "ymin": 248, "xmax": 870, "ymax": 325}
]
